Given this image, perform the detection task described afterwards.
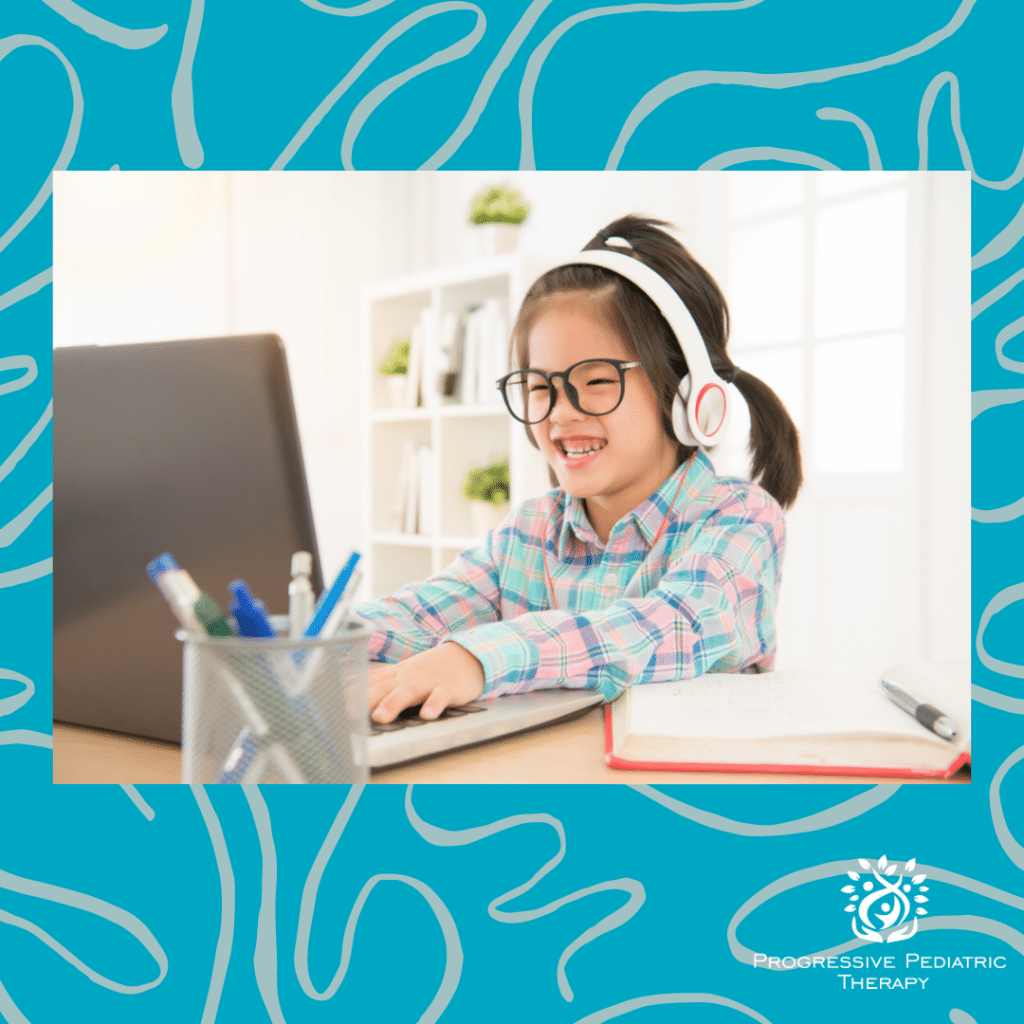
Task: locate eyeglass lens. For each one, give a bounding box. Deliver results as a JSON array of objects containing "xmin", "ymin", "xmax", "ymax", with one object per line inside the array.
[{"xmin": 502, "ymin": 360, "xmax": 624, "ymax": 424}]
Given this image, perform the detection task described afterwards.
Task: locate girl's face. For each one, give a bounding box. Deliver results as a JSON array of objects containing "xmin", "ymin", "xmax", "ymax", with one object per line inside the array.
[{"xmin": 527, "ymin": 293, "xmax": 679, "ymax": 534}]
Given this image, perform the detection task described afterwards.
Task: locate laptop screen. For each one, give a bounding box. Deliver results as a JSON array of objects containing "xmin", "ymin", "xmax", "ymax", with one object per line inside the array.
[{"xmin": 54, "ymin": 334, "xmax": 321, "ymax": 743}]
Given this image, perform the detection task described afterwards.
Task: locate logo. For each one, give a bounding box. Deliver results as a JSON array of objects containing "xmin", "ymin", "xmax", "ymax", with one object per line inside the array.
[{"xmin": 841, "ymin": 855, "xmax": 929, "ymax": 943}]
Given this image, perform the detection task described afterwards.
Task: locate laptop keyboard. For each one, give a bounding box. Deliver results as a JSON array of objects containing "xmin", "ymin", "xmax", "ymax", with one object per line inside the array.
[{"xmin": 368, "ymin": 702, "xmax": 489, "ymax": 733}]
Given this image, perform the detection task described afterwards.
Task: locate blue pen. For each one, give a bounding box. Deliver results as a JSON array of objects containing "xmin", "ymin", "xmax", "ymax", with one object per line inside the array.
[{"xmin": 304, "ymin": 552, "xmax": 362, "ymax": 637}]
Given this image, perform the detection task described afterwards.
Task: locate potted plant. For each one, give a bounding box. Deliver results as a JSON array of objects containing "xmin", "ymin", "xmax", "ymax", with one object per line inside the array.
[
  {"xmin": 378, "ymin": 336, "xmax": 410, "ymax": 409},
  {"xmin": 469, "ymin": 185, "xmax": 529, "ymax": 257},
  {"xmin": 463, "ymin": 457, "xmax": 511, "ymax": 535}
]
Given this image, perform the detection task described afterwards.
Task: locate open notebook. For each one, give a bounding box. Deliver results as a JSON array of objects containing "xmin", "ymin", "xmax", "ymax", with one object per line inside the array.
[{"xmin": 606, "ymin": 661, "xmax": 971, "ymax": 778}]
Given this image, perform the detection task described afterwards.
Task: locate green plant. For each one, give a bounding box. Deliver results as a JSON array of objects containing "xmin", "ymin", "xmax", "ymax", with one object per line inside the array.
[
  {"xmin": 469, "ymin": 185, "xmax": 530, "ymax": 226},
  {"xmin": 378, "ymin": 336, "xmax": 410, "ymax": 375},
  {"xmin": 463, "ymin": 457, "xmax": 510, "ymax": 506}
]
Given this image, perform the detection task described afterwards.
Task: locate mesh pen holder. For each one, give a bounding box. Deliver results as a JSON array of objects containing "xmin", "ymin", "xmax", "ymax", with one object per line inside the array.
[{"xmin": 179, "ymin": 618, "xmax": 369, "ymax": 784}]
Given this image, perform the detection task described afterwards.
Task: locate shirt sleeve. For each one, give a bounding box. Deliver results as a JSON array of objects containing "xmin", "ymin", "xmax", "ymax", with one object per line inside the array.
[
  {"xmin": 450, "ymin": 492, "xmax": 785, "ymax": 702},
  {"xmin": 353, "ymin": 533, "xmax": 503, "ymax": 663}
]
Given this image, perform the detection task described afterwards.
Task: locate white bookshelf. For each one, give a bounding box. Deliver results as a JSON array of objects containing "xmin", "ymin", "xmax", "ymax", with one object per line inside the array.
[{"xmin": 361, "ymin": 253, "xmax": 553, "ymax": 598}]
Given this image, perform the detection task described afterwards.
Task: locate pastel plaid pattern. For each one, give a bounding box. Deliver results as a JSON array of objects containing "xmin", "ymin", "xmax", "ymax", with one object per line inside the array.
[{"xmin": 355, "ymin": 451, "xmax": 786, "ymax": 701}]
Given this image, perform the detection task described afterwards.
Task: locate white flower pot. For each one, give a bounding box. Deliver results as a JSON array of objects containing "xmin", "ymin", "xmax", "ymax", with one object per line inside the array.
[
  {"xmin": 475, "ymin": 222, "xmax": 520, "ymax": 258},
  {"xmin": 469, "ymin": 500, "xmax": 510, "ymax": 536},
  {"xmin": 382, "ymin": 374, "xmax": 407, "ymax": 409}
]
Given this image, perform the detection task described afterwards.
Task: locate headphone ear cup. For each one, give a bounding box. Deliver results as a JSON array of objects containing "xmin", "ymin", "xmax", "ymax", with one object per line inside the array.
[{"xmin": 671, "ymin": 376, "xmax": 699, "ymax": 446}]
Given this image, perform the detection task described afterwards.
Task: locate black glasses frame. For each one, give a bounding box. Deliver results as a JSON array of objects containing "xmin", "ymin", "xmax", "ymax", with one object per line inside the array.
[{"xmin": 495, "ymin": 359, "xmax": 642, "ymax": 425}]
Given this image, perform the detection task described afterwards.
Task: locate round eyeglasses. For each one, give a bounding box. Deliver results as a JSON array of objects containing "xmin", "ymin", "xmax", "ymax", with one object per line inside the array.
[{"xmin": 496, "ymin": 359, "xmax": 641, "ymax": 425}]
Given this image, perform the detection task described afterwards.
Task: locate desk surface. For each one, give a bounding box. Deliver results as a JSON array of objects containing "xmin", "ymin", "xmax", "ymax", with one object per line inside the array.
[{"xmin": 53, "ymin": 709, "xmax": 970, "ymax": 785}]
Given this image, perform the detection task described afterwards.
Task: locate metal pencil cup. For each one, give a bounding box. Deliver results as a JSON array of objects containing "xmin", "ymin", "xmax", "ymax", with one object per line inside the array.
[{"xmin": 179, "ymin": 618, "xmax": 369, "ymax": 784}]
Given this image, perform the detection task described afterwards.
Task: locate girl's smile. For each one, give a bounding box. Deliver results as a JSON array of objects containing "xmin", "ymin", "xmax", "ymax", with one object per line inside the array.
[{"xmin": 527, "ymin": 292, "xmax": 679, "ymax": 542}]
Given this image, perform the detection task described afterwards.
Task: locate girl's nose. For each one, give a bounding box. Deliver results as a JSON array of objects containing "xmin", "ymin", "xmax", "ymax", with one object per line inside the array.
[{"xmin": 549, "ymin": 378, "xmax": 582, "ymax": 423}]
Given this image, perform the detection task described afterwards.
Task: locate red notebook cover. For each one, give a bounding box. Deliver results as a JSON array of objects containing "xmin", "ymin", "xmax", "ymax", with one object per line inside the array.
[{"xmin": 603, "ymin": 705, "xmax": 971, "ymax": 778}]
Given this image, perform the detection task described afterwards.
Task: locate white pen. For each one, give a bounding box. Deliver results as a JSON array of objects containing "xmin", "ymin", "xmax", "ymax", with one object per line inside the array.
[{"xmin": 879, "ymin": 677, "xmax": 959, "ymax": 741}]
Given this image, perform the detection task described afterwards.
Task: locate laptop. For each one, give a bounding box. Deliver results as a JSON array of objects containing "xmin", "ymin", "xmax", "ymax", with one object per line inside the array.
[{"xmin": 54, "ymin": 335, "xmax": 322, "ymax": 743}]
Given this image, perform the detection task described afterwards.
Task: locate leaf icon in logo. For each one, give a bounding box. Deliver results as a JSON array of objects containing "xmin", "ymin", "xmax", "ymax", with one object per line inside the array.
[
  {"xmin": 912, "ymin": 874, "xmax": 927, "ymax": 884},
  {"xmin": 905, "ymin": 859, "xmax": 916, "ymax": 873},
  {"xmin": 841, "ymin": 885, "xmax": 856, "ymax": 894},
  {"xmin": 879, "ymin": 855, "xmax": 888, "ymax": 870},
  {"xmin": 914, "ymin": 895, "xmax": 929, "ymax": 903},
  {"xmin": 847, "ymin": 871, "xmax": 860, "ymax": 881},
  {"xmin": 858, "ymin": 859, "xmax": 871, "ymax": 870}
]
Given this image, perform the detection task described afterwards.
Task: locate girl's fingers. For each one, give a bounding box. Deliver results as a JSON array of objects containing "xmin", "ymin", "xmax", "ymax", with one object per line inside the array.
[
  {"xmin": 370, "ymin": 678, "xmax": 430, "ymax": 723},
  {"xmin": 419, "ymin": 687, "xmax": 451, "ymax": 720}
]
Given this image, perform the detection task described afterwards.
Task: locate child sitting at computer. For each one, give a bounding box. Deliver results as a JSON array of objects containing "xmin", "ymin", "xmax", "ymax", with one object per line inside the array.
[{"xmin": 357, "ymin": 215, "xmax": 802, "ymax": 723}]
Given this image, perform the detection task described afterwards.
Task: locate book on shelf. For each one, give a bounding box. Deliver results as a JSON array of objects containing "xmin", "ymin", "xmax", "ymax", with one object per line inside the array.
[
  {"xmin": 393, "ymin": 442, "xmax": 436, "ymax": 536},
  {"xmin": 457, "ymin": 300, "xmax": 508, "ymax": 406},
  {"xmin": 605, "ymin": 661, "xmax": 970, "ymax": 778}
]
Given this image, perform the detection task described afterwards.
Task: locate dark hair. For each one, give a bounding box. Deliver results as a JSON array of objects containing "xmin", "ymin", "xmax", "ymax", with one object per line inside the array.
[{"xmin": 509, "ymin": 214, "xmax": 803, "ymax": 509}]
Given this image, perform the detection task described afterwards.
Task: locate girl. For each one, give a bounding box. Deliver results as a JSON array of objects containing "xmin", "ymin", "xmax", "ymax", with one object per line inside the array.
[{"xmin": 359, "ymin": 215, "xmax": 802, "ymax": 723}]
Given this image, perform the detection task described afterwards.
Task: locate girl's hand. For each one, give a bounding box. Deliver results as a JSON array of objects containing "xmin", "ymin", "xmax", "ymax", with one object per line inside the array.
[{"xmin": 368, "ymin": 642, "xmax": 486, "ymax": 723}]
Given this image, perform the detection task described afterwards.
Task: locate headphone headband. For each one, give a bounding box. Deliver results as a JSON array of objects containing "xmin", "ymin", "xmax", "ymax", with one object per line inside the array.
[{"xmin": 536, "ymin": 248, "xmax": 730, "ymax": 447}]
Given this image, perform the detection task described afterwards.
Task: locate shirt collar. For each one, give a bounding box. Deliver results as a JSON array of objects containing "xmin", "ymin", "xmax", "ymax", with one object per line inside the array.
[{"xmin": 558, "ymin": 450, "xmax": 715, "ymax": 554}]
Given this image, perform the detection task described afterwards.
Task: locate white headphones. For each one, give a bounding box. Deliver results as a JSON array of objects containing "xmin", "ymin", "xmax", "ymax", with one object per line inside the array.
[{"xmin": 538, "ymin": 247, "xmax": 736, "ymax": 450}]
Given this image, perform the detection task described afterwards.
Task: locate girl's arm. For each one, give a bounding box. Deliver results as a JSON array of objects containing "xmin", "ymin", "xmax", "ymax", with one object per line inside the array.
[
  {"xmin": 450, "ymin": 494, "xmax": 784, "ymax": 702},
  {"xmin": 354, "ymin": 536, "xmax": 503, "ymax": 663}
]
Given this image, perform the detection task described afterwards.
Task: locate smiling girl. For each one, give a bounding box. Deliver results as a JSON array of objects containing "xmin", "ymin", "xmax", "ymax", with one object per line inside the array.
[{"xmin": 359, "ymin": 215, "xmax": 801, "ymax": 723}]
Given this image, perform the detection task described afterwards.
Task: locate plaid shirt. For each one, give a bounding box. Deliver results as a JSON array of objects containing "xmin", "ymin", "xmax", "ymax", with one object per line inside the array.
[{"xmin": 355, "ymin": 451, "xmax": 786, "ymax": 701}]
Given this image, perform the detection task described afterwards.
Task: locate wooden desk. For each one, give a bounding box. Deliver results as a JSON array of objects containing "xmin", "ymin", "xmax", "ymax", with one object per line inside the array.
[{"xmin": 53, "ymin": 710, "xmax": 970, "ymax": 785}]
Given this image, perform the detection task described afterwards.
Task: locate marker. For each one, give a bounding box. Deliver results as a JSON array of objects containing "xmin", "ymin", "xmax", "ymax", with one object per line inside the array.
[
  {"xmin": 147, "ymin": 554, "xmax": 308, "ymax": 783},
  {"xmin": 147, "ymin": 553, "xmax": 203, "ymax": 632},
  {"xmin": 879, "ymin": 678, "xmax": 959, "ymax": 741}
]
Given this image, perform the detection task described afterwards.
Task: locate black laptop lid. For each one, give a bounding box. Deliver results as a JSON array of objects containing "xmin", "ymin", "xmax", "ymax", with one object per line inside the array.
[{"xmin": 54, "ymin": 335, "xmax": 322, "ymax": 743}]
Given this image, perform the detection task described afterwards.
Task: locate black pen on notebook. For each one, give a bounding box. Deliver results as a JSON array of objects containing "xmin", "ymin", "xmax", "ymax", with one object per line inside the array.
[{"xmin": 879, "ymin": 677, "xmax": 959, "ymax": 741}]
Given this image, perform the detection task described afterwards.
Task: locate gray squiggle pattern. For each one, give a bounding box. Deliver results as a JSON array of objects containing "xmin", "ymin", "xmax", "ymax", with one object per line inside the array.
[
  {"xmin": 171, "ymin": 0, "xmax": 205, "ymax": 168},
  {"xmin": 191, "ymin": 786, "xmax": 235, "ymax": 1024},
  {"xmin": 918, "ymin": 71, "xmax": 1024, "ymax": 191},
  {"xmin": 39, "ymin": 0, "xmax": 167, "ymax": 49},
  {"xmin": 516, "ymin": 1, "xmax": 766, "ymax": 170},
  {"xmin": 699, "ymin": 147, "xmax": 839, "ymax": 170},
  {"xmin": 989, "ymin": 744, "xmax": 1024, "ymax": 871},
  {"xmin": 273, "ymin": 3, "xmax": 485, "ymax": 170},
  {"xmin": 341, "ymin": 4, "xmax": 486, "ymax": 169},
  {"xmin": 405, "ymin": 785, "xmax": 644, "ymax": 1002},
  {"xmin": 120, "ymin": 784, "xmax": 155, "ymax": 821},
  {"xmin": 604, "ymin": 0, "xmax": 976, "ymax": 169},
  {"xmin": 0, "ymin": 270, "xmax": 52, "ymax": 315},
  {"xmin": 0, "ymin": 36, "xmax": 82, "ymax": 255},
  {"xmin": 816, "ymin": 107, "xmax": 882, "ymax": 169},
  {"xmin": 0, "ymin": 862, "xmax": 169, "ymax": 1022},
  {"xmin": 570, "ymin": 992, "xmax": 772, "ymax": 1024},
  {"xmin": 243, "ymin": 786, "xmax": 287, "ymax": 1024},
  {"xmin": 285, "ymin": 785, "xmax": 463, "ymax": 1022},
  {"xmin": 630, "ymin": 783, "xmax": 900, "ymax": 835}
]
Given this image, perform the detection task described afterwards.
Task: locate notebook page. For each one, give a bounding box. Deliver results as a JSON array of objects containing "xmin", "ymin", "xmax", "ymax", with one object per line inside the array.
[{"xmin": 627, "ymin": 668, "xmax": 949, "ymax": 742}]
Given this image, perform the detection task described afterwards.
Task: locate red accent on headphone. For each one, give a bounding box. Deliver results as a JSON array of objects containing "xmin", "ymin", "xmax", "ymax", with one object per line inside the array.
[{"xmin": 694, "ymin": 383, "xmax": 727, "ymax": 438}]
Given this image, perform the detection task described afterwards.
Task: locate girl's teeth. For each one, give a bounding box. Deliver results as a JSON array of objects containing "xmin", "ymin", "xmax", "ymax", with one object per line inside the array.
[{"xmin": 562, "ymin": 442, "xmax": 604, "ymax": 456}]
